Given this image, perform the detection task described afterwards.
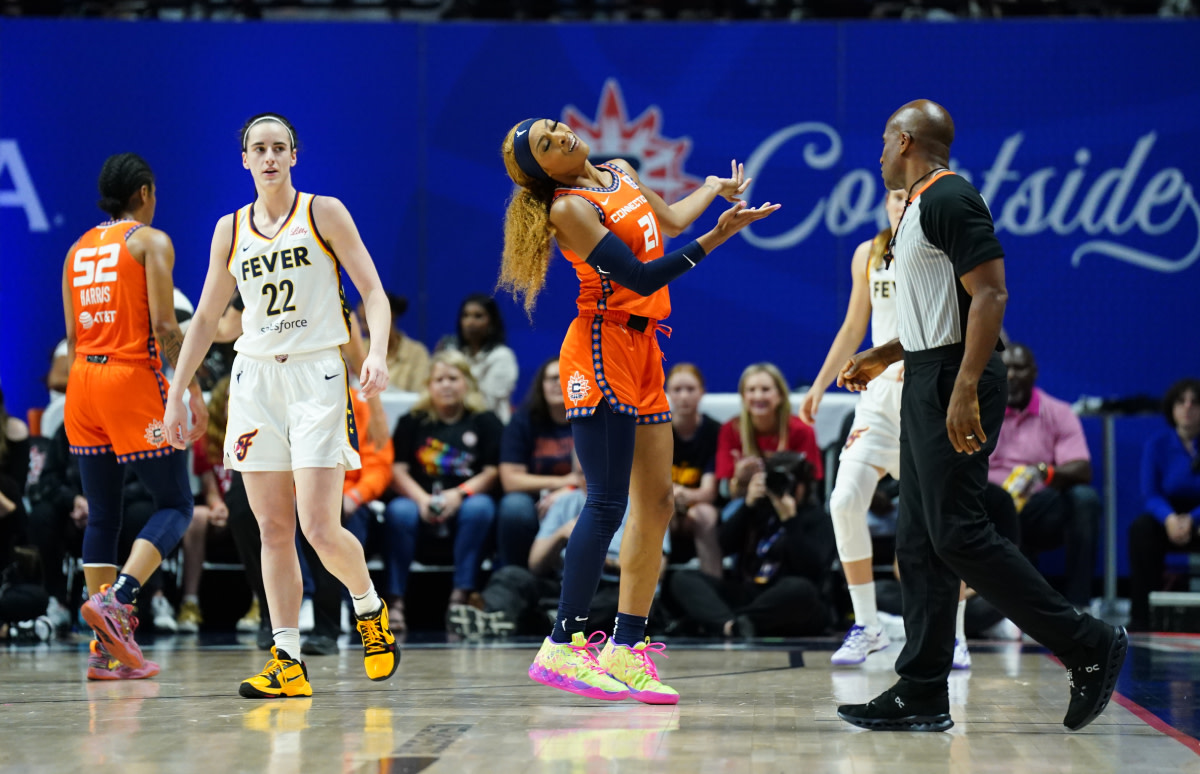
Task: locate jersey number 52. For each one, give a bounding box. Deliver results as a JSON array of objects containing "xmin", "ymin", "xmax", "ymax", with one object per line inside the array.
[{"xmin": 72, "ymin": 244, "xmax": 120, "ymax": 287}]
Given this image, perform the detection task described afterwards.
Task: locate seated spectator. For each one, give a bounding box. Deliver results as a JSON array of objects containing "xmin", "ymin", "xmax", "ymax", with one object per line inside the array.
[
  {"xmin": 386, "ymin": 350, "xmax": 502, "ymax": 630},
  {"xmin": 988, "ymin": 343, "xmax": 1099, "ymax": 607},
  {"xmin": 449, "ymin": 489, "xmax": 670, "ymax": 638},
  {"xmin": 496, "ymin": 356, "xmax": 580, "ymax": 569},
  {"xmin": 24, "ymin": 425, "xmax": 85, "ymax": 607},
  {"xmin": 174, "ymin": 378, "xmax": 238, "ymax": 633},
  {"xmin": 668, "ymin": 451, "xmax": 833, "ymax": 637},
  {"xmin": 1128, "ymin": 377, "xmax": 1200, "ymax": 631},
  {"xmin": 666, "ymin": 363, "xmax": 721, "ymax": 579},
  {"xmin": 716, "ymin": 363, "xmax": 824, "ymax": 513},
  {"xmin": 359, "ymin": 292, "xmax": 431, "ymax": 393},
  {"xmin": 0, "ymin": 384, "xmax": 31, "ymax": 571},
  {"xmin": 435, "ymin": 293, "xmax": 518, "ymax": 422}
]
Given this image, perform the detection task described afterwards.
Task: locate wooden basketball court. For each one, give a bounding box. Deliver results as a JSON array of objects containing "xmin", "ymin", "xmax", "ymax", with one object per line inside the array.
[{"xmin": 2, "ymin": 634, "xmax": 1197, "ymax": 773}]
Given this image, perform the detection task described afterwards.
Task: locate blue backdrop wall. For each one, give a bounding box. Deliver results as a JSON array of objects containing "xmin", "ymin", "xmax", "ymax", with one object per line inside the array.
[{"xmin": 2, "ymin": 19, "xmax": 1198, "ymax": 574}]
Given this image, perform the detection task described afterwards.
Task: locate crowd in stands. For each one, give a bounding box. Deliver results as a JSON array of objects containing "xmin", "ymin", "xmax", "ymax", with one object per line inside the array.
[{"xmin": 3, "ymin": 288, "xmax": 1199, "ymax": 647}]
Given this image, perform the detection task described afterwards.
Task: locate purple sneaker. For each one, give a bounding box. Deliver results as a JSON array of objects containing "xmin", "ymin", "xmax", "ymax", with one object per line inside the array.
[{"xmin": 81, "ymin": 584, "xmax": 145, "ymax": 669}]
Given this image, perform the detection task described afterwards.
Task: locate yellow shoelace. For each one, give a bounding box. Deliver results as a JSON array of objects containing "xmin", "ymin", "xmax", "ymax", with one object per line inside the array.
[{"xmin": 358, "ymin": 618, "xmax": 388, "ymax": 654}]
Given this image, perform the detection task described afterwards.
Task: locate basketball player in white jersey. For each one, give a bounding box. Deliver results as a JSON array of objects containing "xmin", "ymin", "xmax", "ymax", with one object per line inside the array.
[
  {"xmin": 163, "ymin": 113, "xmax": 399, "ymax": 698},
  {"xmin": 801, "ymin": 188, "xmax": 973, "ymax": 670}
]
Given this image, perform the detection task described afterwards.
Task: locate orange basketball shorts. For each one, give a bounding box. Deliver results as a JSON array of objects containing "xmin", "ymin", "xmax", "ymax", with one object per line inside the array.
[
  {"xmin": 65, "ymin": 356, "xmax": 176, "ymax": 463},
  {"xmin": 559, "ymin": 312, "xmax": 671, "ymax": 425}
]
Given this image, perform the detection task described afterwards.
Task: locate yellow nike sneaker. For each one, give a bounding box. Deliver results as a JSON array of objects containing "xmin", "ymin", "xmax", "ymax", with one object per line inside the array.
[
  {"xmin": 238, "ymin": 647, "xmax": 312, "ymax": 699},
  {"xmin": 355, "ymin": 602, "xmax": 400, "ymax": 681},
  {"xmin": 528, "ymin": 631, "xmax": 630, "ymax": 701},
  {"xmin": 598, "ymin": 638, "xmax": 679, "ymax": 705}
]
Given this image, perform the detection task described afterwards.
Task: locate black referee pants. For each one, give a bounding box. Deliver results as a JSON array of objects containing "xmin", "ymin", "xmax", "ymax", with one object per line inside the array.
[{"xmin": 895, "ymin": 346, "xmax": 1104, "ymax": 687}]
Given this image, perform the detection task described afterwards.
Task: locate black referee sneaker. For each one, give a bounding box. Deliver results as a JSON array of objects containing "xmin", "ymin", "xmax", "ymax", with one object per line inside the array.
[{"xmin": 834, "ymin": 100, "xmax": 1126, "ymax": 733}]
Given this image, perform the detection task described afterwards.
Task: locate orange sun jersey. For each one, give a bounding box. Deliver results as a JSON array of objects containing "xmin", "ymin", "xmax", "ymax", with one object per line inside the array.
[
  {"xmin": 553, "ymin": 162, "xmax": 671, "ymax": 321},
  {"xmin": 68, "ymin": 220, "xmax": 160, "ymax": 366}
]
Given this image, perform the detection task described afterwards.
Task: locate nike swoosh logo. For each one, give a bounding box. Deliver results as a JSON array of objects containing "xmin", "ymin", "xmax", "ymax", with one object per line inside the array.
[
  {"xmin": 324, "ymin": 374, "xmax": 338, "ymax": 380},
  {"xmin": 599, "ymin": 197, "xmax": 610, "ymax": 205},
  {"xmin": 515, "ymin": 129, "xmax": 527, "ymax": 137},
  {"xmin": 594, "ymin": 266, "xmax": 611, "ymax": 276},
  {"xmin": 574, "ymin": 616, "xmax": 588, "ymax": 622},
  {"xmin": 236, "ymin": 372, "xmax": 243, "ymax": 383},
  {"xmin": 682, "ymin": 253, "xmax": 696, "ymax": 267},
  {"xmin": 242, "ymin": 245, "xmax": 250, "ymax": 251}
]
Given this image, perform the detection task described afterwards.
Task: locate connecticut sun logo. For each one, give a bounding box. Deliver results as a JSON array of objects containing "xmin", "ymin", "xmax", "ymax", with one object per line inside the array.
[
  {"xmin": 566, "ymin": 370, "xmax": 592, "ymax": 406},
  {"xmin": 562, "ymin": 79, "xmax": 702, "ymax": 206},
  {"xmin": 143, "ymin": 419, "xmax": 167, "ymax": 447}
]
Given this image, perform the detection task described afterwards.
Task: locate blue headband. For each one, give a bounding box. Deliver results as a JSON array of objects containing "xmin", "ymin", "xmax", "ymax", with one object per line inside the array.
[{"xmin": 512, "ymin": 118, "xmax": 555, "ymax": 184}]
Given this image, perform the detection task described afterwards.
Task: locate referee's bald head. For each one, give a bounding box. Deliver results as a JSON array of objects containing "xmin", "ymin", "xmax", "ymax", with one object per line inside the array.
[{"xmin": 888, "ymin": 100, "xmax": 955, "ymax": 157}]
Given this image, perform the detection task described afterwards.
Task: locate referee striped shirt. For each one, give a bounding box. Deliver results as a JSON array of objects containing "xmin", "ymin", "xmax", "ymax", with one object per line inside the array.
[{"xmin": 893, "ymin": 172, "xmax": 1005, "ymax": 352}]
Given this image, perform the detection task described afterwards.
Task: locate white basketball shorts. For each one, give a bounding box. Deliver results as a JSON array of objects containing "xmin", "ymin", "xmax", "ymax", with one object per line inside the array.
[
  {"xmin": 224, "ymin": 347, "xmax": 361, "ymax": 472},
  {"xmin": 838, "ymin": 361, "xmax": 903, "ymax": 479}
]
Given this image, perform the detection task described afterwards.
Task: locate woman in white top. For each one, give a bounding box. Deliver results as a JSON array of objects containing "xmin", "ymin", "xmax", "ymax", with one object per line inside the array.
[{"xmin": 163, "ymin": 113, "xmax": 399, "ymax": 698}]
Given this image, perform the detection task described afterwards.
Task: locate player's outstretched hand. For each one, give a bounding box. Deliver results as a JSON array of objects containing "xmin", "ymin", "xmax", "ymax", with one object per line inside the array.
[
  {"xmin": 705, "ymin": 160, "xmax": 752, "ymax": 203},
  {"xmin": 359, "ymin": 351, "xmax": 389, "ymax": 399},
  {"xmin": 715, "ymin": 199, "xmax": 781, "ymax": 236}
]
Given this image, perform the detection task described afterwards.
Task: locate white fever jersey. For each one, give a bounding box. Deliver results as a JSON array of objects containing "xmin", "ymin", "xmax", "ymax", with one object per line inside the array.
[
  {"xmin": 867, "ymin": 256, "xmax": 899, "ymax": 348},
  {"xmin": 227, "ymin": 192, "xmax": 351, "ymax": 357}
]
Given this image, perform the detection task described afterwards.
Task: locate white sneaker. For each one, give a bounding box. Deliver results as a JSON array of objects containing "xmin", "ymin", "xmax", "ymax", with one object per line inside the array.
[
  {"xmin": 952, "ymin": 637, "xmax": 972, "ymax": 670},
  {"xmin": 299, "ymin": 598, "xmax": 315, "ymax": 633},
  {"xmin": 831, "ymin": 624, "xmax": 889, "ymax": 665},
  {"xmin": 151, "ymin": 595, "xmax": 178, "ymax": 633}
]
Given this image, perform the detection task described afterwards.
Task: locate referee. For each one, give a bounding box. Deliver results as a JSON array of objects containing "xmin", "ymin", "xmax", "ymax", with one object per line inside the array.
[{"xmin": 834, "ymin": 100, "xmax": 1126, "ymax": 733}]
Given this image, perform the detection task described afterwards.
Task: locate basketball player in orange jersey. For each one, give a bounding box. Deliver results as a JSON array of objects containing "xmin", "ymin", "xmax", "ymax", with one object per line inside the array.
[
  {"xmin": 64, "ymin": 153, "xmax": 208, "ymax": 680},
  {"xmin": 163, "ymin": 113, "xmax": 398, "ymax": 699},
  {"xmin": 498, "ymin": 118, "xmax": 780, "ymax": 703}
]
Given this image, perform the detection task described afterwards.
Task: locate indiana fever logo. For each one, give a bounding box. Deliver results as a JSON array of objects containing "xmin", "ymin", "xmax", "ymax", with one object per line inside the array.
[
  {"xmin": 843, "ymin": 427, "xmax": 870, "ymax": 451},
  {"xmin": 562, "ymin": 79, "xmax": 702, "ymax": 206},
  {"xmin": 234, "ymin": 429, "xmax": 259, "ymax": 462}
]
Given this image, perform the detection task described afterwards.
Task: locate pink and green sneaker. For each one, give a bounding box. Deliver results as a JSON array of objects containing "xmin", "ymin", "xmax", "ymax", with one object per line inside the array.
[
  {"xmin": 529, "ymin": 631, "xmax": 630, "ymax": 701},
  {"xmin": 87, "ymin": 640, "xmax": 159, "ymax": 681},
  {"xmin": 81, "ymin": 583, "xmax": 145, "ymax": 670},
  {"xmin": 598, "ymin": 638, "xmax": 679, "ymax": 705}
]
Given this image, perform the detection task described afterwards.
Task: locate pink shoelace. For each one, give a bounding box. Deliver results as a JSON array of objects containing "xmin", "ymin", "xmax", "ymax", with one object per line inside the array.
[
  {"xmin": 569, "ymin": 631, "xmax": 611, "ymax": 675},
  {"xmin": 632, "ymin": 641, "xmax": 669, "ymax": 681}
]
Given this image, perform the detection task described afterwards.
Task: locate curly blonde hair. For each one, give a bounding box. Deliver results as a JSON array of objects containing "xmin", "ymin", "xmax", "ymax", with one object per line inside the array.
[
  {"xmin": 496, "ymin": 121, "xmax": 560, "ymax": 318},
  {"xmin": 410, "ymin": 350, "xmax": 489, "ymax": 419},
  {"xmin": 737, "ymin": 362, "xmax": 792, "ymax": 458},
  {"xmin": 205, "ymin": 376, "xmax": 231, "ymax": 465}
]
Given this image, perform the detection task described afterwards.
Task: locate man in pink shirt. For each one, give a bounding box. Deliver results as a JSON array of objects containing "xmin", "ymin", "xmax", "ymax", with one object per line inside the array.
[{"xmin": 990, "ymin": 344, "xmax": 1099, "ymax": 607}]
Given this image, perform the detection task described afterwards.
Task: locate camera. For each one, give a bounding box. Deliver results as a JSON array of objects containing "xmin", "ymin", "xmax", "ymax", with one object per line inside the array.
[
  {"xmin": 764, "ymin": 465, "xmax": 796, "ymax": 498},
  {"xmin": 762, "ymin": 451, "xmax": 815, "ymax": 498}
]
